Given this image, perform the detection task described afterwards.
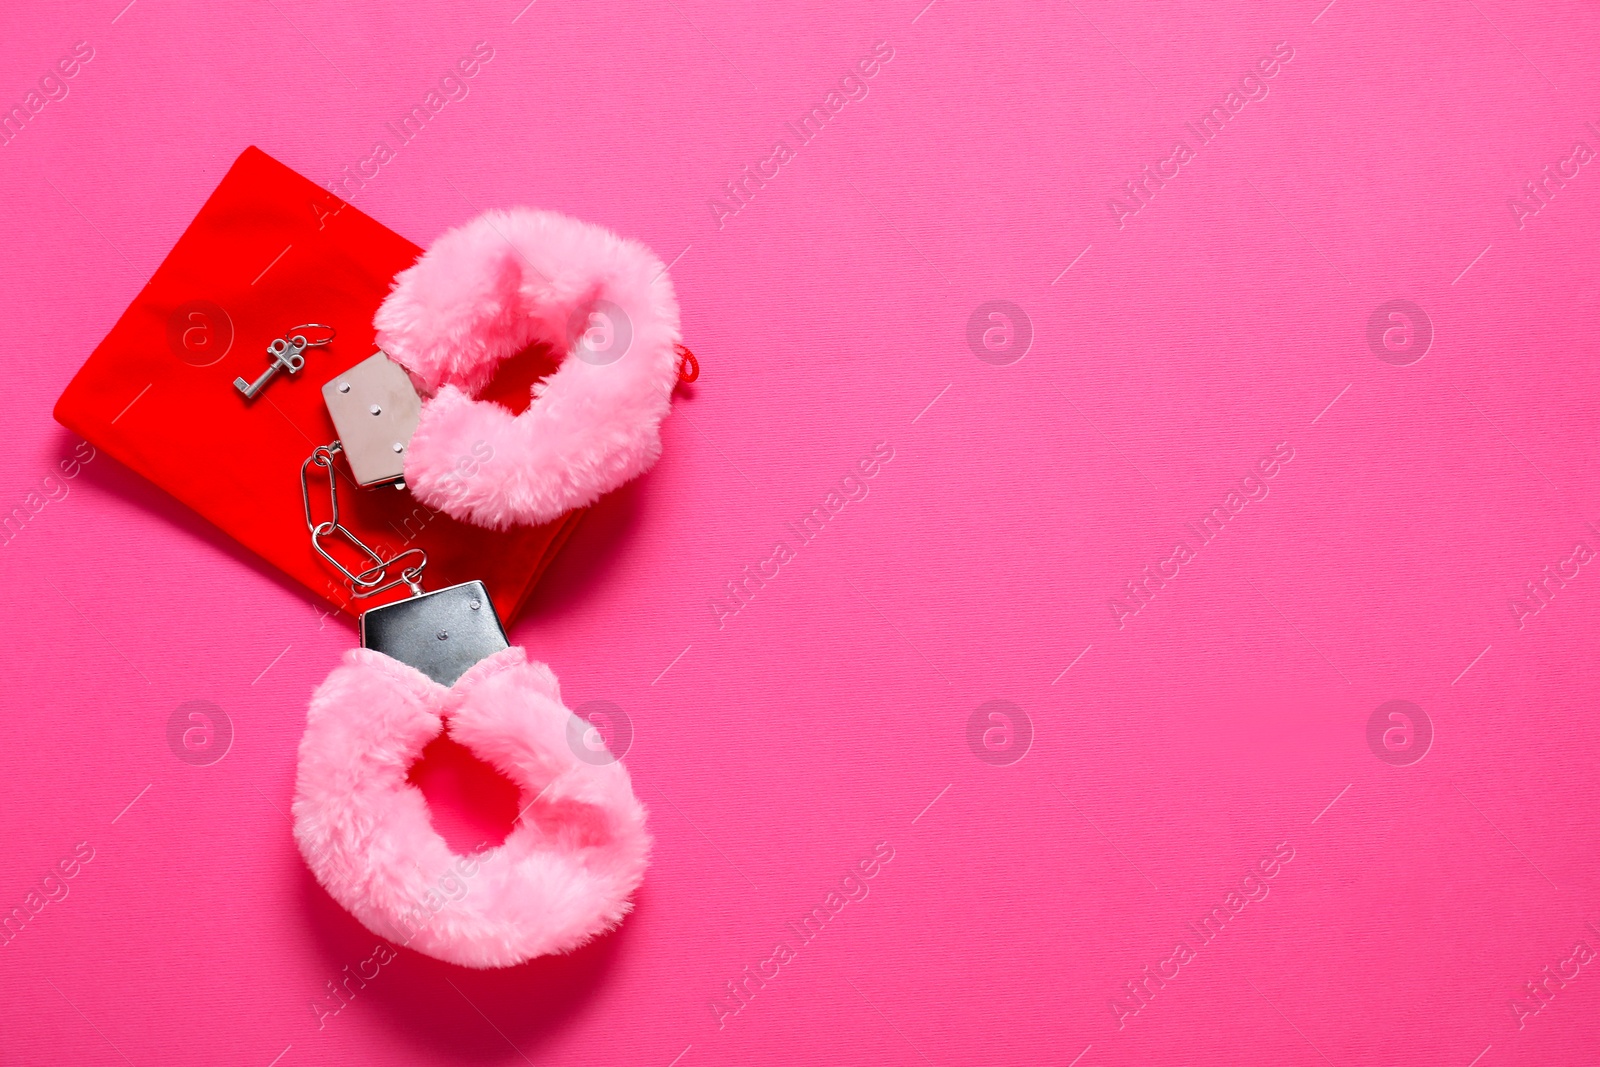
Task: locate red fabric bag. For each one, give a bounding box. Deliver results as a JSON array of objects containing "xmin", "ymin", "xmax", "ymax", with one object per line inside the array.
[{"xmin": 54, "ymin": 146, "xmax": 582, "ymax": 621}]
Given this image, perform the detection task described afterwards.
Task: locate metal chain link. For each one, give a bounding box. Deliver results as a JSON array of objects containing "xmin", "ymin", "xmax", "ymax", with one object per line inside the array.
[{"xmin": 300, "ymin": 442, "xmax": 426, "ymax": 599}]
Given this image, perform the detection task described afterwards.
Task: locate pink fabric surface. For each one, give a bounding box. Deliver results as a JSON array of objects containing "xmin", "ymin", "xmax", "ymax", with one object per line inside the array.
[{"xmin": 3, "ymin": 2, "xmax": 1598, "ymax": 1065}]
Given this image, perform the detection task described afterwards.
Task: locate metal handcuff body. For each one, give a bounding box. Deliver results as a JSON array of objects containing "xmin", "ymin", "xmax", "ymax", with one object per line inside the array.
[{"xmin": 287, "ymin": 207, "xmax": 685, "ymax": 969}]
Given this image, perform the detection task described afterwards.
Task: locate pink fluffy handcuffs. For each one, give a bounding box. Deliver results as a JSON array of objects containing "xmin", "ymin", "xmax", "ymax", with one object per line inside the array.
[
  {"xmin": 293, "ymin": 208, "xmax": 681, "ymax": 968},
  {"xmin": 378, "ymin": 207, "xmax": 686, "ymax": 528}
]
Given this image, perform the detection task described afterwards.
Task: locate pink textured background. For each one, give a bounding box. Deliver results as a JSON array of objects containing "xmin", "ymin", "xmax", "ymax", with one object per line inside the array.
[{"xmin": 4, "ymin": 1, "xmax": 1599, "ymax": 1064}]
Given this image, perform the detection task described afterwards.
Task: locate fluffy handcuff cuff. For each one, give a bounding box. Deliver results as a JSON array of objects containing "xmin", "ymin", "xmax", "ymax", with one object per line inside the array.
[{"xmin": 290, "ymin": 209, "xmax": 690, "ymax": 968}]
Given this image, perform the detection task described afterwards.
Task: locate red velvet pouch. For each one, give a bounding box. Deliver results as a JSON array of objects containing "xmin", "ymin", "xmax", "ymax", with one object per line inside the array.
[{"xmin": 53, "ymin": 146, "xmax": 581, "ymax": 621}]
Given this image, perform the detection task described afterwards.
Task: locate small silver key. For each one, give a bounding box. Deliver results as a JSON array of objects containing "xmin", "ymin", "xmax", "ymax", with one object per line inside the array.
[{"xmin": 235, "ymin": 326, "xmax": 334, "ymax": 401}]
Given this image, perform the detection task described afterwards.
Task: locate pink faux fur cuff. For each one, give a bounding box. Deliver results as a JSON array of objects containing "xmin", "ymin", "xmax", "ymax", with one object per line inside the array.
[
  {"xmin": 374, "ymin": 208, "xmax": 683, "ymax": 529},
  {"xmin": 292, "ymin": 646, "xmax": 650, "ymax": 968}
]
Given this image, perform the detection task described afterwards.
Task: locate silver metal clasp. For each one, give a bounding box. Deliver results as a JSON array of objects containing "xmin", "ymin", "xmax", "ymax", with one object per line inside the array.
[
  {"xmin": 321, "ymin": 352, "xmax": 422, "ymax": 489},
  {"xmin": 359, "ymin": 580, "xmax": 510, "ymax": 686}
]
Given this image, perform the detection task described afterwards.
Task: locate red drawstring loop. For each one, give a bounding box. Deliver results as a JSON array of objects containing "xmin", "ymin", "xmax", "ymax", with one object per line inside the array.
[{"xmin": 675, "ymin": 344, "xmax": 699, "ymax": 384}]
